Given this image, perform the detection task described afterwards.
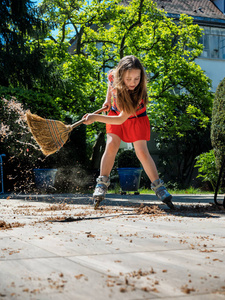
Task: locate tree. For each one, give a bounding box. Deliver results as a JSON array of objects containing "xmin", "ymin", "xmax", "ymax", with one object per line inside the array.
[
  {"xmin": 1, "ymin": 0, "xmax": 211, "ymax": 183},
  {"xmin": 38, "ymin": 0, "xmax": 116, "ymax": 114},
  {"xmin": 39, "ymin": 0, "xmax": 212, "ymax": 184},
  {"xmin": 0, "ymin": 0, "xmax": 50, "ymax": 88}
]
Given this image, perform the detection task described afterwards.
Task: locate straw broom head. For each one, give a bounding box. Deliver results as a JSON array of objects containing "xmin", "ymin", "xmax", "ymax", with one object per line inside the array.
[
  {"xmin": 26, "ymin": 106, "xmax": 106, "ymax": 156},
  {"xmin": 26, "ymin": 111, "xmax": 73, "ymax": 156}
]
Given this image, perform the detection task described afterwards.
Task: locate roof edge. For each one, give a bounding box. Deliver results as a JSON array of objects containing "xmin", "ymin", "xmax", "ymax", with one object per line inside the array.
[{"xmin": 166, "ymin": 12, "xmax": 225, "ymax": 28}]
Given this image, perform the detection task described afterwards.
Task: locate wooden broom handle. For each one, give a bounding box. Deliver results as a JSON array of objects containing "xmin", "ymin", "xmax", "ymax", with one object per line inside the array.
[{"xmin": 70, "ymin": 106, "xmax": 107, "ymax": 129}]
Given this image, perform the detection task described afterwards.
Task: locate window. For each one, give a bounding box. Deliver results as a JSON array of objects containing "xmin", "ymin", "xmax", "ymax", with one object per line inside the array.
[{"xmin": 199, "ymin": 26, "xmax": 225, "ymax": 59}]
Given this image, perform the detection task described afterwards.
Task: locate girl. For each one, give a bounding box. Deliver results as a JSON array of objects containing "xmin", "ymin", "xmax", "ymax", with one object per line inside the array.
[{"xmin": 83, "ymin": 55, "xmax": 174, "ymax": 209}]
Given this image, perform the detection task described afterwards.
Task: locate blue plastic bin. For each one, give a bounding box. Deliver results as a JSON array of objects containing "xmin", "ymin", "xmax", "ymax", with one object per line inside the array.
[
  {"xmin": 33, "ymin": 169, "xmax": 57, "ymax": 190},
  {"xmin": 117, "ymin": 168, "xmax": 142, "ymax": 191}
]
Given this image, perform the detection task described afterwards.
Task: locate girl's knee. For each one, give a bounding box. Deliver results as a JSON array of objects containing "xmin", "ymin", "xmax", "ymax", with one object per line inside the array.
[
  {"xmin": 135, "ymin": 147, "xmax": 149, "ymax": 161},
  {"xmin": 106, "ymin": 137, "xmax": 120, "ymax": 155}
]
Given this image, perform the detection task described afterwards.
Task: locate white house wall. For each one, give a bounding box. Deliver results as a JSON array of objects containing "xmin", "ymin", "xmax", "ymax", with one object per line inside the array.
[{"xmin": 195, "ymin": 57, "xmax": 225, "ymax": 91}]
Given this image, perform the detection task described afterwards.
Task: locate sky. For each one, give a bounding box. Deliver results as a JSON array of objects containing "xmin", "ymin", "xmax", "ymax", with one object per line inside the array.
[{"xmin": 34, "ymin": 0, "xmax": 74, "ymax": 39}]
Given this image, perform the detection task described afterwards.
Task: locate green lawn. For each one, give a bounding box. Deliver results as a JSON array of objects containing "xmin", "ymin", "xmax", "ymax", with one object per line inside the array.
[{"xmin": 108, "ymin": 186, "xmax": 214, "ymax": 195}]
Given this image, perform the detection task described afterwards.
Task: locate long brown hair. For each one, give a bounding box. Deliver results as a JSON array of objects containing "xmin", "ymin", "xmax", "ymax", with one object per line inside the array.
[{"xmin": 113, "ymin": 55, "xmax": 148, "ymax": 114}]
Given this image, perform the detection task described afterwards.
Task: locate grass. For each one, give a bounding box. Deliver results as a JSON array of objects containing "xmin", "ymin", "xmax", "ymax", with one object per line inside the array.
[{"xmin": 108, "ymin": 185, "xmax": 214, "ymax": 195}]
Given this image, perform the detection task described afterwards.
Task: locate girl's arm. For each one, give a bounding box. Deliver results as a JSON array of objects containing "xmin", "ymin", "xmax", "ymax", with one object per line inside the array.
[
  {"xmin": 82, "ymin": 110, "xmax": 130, "ymax": 125},
  {"xmin": 102, "ymin": 83, "xmax": 112, "ymax": 111},
  {"xmin": 102, "ymin": 80, "xmax": 113, "ymax": 111}
]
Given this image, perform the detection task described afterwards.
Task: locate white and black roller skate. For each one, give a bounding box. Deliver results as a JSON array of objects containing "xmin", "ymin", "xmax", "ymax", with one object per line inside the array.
[
  {"xmin": 93, "ymin": 176, "xmax": 110, "ymax": 209},
  {"xmin": 151, "ymin": 179, "xmax": 175, "ymax": 209}
]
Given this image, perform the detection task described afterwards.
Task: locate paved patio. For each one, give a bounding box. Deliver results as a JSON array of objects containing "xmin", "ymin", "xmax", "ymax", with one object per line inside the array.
[{"xmin": 0, "ymin": 193, "xmax": 225, "ymax": 299}]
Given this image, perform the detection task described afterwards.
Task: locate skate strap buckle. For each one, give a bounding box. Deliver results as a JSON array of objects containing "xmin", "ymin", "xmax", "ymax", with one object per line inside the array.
[
  {"xmin": 151, "ymin": 181, "xmax": 164, "ymax": 191},
  {"xmin": 96, "ymin": 176, "xmax": 110, "ymax": 187}
]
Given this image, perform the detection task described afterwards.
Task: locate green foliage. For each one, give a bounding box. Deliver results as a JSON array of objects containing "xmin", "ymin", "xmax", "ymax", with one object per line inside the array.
[
  {"xmin": 195, "ymin": 150, "xmax": 218, "ymax": 191},
  {"xmin": 117, "ymin": 150, "xmax": 141, "ymax": 168},
  {"xmin": 36, "ymin": 0, "xmax": 213, "ymax": 122},
  {"xmin": 0, "ymin": 96, "xmax": 43, "ymax": 192},
  {"xmin": 0, "ymin": 0, "xmax": 49, "ymax": 88},
  {"xmin": 0, "ymin": 86, "xmax": 61, "ymax": 119},
  {"xmin": 154, "ymin": 128, "xmax": 212, "ymax": 188},
  {"xmin": 60, "ymin": 54, "xmax": 107, "ymax": 114},
  {"xmin": 0, "ymin": 95, "xmax": 88, "ymax": 192},
  {"xmin": 0, "ymin": 0, "xmax": 214, "ymax": 186},
  {"xmin": 38, "ymin": 0, "xmax": 212, "ymax": 182},
  {"xmin": 211, "ymin": 77, "xmax": 225, "ymax": 165},
  {"xmin": 211, "ymin": 77, "xmax": 225, "ymax": 189},
  {"xmin": 0, "ymin": 97, "xmax": 40, "ymax": 161}
]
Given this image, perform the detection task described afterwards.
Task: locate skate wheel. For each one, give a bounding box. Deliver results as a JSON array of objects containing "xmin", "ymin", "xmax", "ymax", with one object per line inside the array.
[
  {"xmin": 93, "ymin": 196, "xmax": 103, "ymax": 210},
  {"xmin": 94, "ymin": 204, "xmax": 99, "ymax": 210}
]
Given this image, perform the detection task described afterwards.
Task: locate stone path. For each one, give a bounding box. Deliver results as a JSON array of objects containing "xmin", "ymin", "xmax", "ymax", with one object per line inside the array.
[{"xmin": 0, "ymin": 193, "xmax": 225, "ymax": 299}]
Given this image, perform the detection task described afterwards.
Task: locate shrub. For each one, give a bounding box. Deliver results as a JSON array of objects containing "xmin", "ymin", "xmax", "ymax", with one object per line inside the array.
[
  {"xmin": 195, "ymin": 150, "xmax": 218, "ymax": 191},
  {"xmin": 117, "ymin": 150, "xmax": 141, "ymax": 168},
  {"xmin": 0, "ymin": 97, "xmax": 43, "ymax": 192},
  {"xmin": 0, "ymin": 95, "xmax": 88, "ymax": 192},
  {"xmin": 211, "ymin": 77, "xmax": 225, "ymax": 189},
  {"xmin": 0, "ymin": 97, "xmax": 41, "ymax": 160},
  {"xmin": 0, "ymin": 86, "xmax": 61, "ymax": 119}
]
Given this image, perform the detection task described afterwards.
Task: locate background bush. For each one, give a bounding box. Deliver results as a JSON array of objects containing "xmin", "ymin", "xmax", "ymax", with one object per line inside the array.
[
  {"xmin": 0, "ymin": 95, "xmax": 88, "ymax": 193},
  {"xmin": 195, "ymin": 150, "xmax": 218, "ymax": 191},
  {"xmin": 0, "ymin": 97, "xmax": 41, "ymax": 192},
  {"xmin": 117, "ymin": 150, "xmax": 141, "ymax": 168},
  {"xmin": 211, "ymin": 77, "xmax": 225, "ymax": 190},
  {"xmin": 0, "ymin": 86, "xmax": 62, "ymax": 119}
]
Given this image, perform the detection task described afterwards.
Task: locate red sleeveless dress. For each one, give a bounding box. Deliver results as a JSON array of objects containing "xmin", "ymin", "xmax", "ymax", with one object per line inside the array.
[{"xmin": 106, "ymin": 72, "xmax": 151, "ymax": 143}]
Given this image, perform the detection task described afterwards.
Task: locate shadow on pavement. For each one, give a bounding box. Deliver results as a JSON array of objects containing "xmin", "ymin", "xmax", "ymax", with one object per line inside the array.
[{"xmin": 1, "ymin": 192, "xmax": 224, "ymax": 219}]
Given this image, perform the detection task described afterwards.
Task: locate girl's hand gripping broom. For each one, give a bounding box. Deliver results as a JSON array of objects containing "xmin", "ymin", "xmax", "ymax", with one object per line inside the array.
[{"xmin": 26, "ymin": 106, "xmax": 107, "ymax": 156}]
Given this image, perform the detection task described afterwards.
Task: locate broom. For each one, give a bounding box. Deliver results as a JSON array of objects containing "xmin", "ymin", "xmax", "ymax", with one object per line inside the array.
[{"xmin": 26, "ymin": 106, "xmax": 107, "ymax": 156}]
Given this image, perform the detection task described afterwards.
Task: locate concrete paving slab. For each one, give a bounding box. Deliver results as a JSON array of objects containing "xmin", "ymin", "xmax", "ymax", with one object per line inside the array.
[
  {"xmin": 1, "ymin": 257, "xmax": 152, "ymax": 300},
  {"xmin": 0, "ymin": 193, "xmax": 225, "ymax": 299},
  {"xmin": 71, "ymin": 249, "xmax": 225, "ymax": 297},
  {"xmin": 2, "ymin": 192, "xmax": 224, "ymax": 206}
]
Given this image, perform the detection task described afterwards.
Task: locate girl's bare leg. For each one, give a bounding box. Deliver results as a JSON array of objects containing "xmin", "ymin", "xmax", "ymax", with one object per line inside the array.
[
  {"xmin": 100, "ymin": 133, "xmax": 121, "ymax": 177},
  {"xmin": 93, "ymin": 133, "xmax": 121, "ymax": 208},
  {"xmin": 133, "ymin": 140, "xmax": 174, "ymax": 209},
  {"xmin": 133, "ymin": 140, "xmax": 159, "ymax": 182}
]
